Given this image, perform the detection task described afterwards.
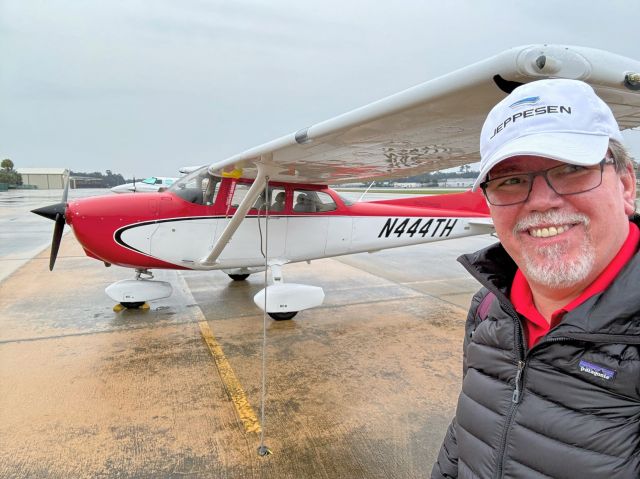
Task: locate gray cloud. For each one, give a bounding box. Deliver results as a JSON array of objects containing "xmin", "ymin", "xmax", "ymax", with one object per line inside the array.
[{"xmin": 1, "ymin": 0, "xmax": 640, "ymax": 177}]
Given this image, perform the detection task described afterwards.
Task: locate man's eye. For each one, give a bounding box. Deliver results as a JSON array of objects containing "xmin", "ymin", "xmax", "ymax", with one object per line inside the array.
[{"xmin": 496, "ymin": 176, "xmax": 526, "ymax": 187}]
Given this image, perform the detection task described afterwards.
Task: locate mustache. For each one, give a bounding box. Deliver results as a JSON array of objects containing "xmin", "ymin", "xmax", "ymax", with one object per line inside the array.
[{"xmin": 514, "ymin": 210, "xmax": 590, "ymax": 233}]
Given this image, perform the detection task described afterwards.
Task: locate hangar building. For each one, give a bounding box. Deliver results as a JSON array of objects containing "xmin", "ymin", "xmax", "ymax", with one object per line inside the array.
[{"xmin": 16, "ymin": 168, "xmax": 70, "ymax": 189}]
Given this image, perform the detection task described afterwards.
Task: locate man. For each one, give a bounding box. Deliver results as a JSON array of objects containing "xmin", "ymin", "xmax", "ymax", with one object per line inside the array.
[
  {"xmin": 432, "ymin": 79, "xmax": 640, "ymax": 478},
  {"xmin": 271, "ymin": 191, "xmax": 286, "ymax": 211}
]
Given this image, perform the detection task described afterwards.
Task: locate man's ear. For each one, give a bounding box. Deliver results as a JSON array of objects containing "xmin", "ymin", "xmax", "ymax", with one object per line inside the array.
[{"xmin": 620, "ymin": 162, "xmax": 637, "ymax": 216}]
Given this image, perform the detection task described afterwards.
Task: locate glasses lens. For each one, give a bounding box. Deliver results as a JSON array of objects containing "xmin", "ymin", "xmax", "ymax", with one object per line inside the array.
[
  {"xmin": 546, "ymin": 163, "xmax": 603, "ymax": 194},
  {"xmin": 483, "ymin": 174, "xmax": 531, "ymax": 205}
]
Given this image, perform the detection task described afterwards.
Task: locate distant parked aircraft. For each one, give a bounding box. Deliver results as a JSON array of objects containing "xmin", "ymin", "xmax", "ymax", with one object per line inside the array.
[{"xmin": 111, "ymin": 176, "xmax": 178, "ymax": 193}]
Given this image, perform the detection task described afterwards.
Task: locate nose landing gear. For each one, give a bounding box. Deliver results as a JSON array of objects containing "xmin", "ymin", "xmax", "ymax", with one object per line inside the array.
[
  {"xmin": 106, "ymin": 269, "xmax": 173, "ymax": 311},
  {"xmin": 113, "ymin": 302, "xmax": 150, "ymax": 312}
]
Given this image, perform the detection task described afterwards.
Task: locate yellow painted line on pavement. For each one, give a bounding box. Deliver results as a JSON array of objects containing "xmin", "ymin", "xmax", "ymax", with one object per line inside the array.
[
  {"xmin": 175, "ymin": 272, "xmax": 261, "ymax": 434},
  {"xmin": 198, "ymin": 320, "xmax": 262, "ymax": 434}
]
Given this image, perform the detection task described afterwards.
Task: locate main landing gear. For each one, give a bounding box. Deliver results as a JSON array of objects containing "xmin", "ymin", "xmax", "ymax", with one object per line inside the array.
[
  {"xmin": 228, "ymin": 273, "xmax": 250, "ymax": 281},
  {"xmin": 268, "ymin": 311, "xmax": 298, "ymax": 321},
  {"xmin": 253, "ymin": 264, "xmax": 325, "ymax": 321},
  {"xmin": 106, "ymin": 269, "xmax": 173, "ymax": 311},
  {"xmin": 223, "ymin": 269, "xmax": 300, "ymax": 319},
  {"xmin": 223, "ymin": 268, "xmax": 263, "ymax": 282}
]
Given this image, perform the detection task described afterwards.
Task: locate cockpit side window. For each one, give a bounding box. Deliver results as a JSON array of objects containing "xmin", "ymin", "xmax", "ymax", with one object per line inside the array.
[
  {"xmin": 169, "ymin": 166, "xmax": 220, "ymax": 206},
  {"xmin": 269, "ymin": 188, "xmax": 286, "ymax": 212},
  {"xmin": 314, "ymin": 191, "xmax": 337, "ymax": 212},
  {"xmin": 202, "ymin": 177, "xmax": 220, "ymax": 205},
  {"xmin": 293, "ymin": 190, "xmax": 336, "ymax": 213},
  {"xmin": 230, "ymin": 183, "xmax": 252, "ymax": 209},
  {"xmin": 230, "ymin": 184, "xmax": 286, "ymax": 212}
]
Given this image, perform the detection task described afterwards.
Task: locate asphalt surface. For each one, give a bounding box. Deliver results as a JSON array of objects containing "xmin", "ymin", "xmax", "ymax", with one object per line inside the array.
[{"xmin": 0, "ymin": 188, "xmax": 496, "ymax": 478}]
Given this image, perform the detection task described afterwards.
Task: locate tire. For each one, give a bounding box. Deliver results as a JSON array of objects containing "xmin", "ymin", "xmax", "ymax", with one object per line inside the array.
[
  {"xmin": 121, "ymin": 301, "xmax": 145, "ymax": 309},
  {"xmin": 228, "ymin": 274, "xmax": 250, "ymax": 281},
  {"xmin": 268, "ymin": 311, "xmax": 298, "ymax": 321}
]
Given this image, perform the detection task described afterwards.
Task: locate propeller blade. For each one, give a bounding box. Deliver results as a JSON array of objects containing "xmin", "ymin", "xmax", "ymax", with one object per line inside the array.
[
  {"xmin": 31, "ymin": 172, "xmax": 70, "ymax": 271},
  {"xmin": 31, "ymin": 202, "xmax": 66, "ymax": 221},
  {"xmin": 32, "ymin": 176, "xmax": 70, "ymax": 270},
  {"xmin": 49, "ymin": 213, "xmax": 65, "ymax": 271}
]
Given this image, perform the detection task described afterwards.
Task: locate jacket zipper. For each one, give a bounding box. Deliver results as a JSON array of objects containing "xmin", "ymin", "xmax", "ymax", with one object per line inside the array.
[
  {"xmin": 496, "ymin": 333, "xmax": 576, "ymax": 479},
  {"xmin": 559, "ymin": 332, "xmax": 640, "ymax": 345},
  {"xmin": 494, "ymin": 304, "xmax": 526, "ymax": 479},
  {"xmin": 511, "ymin": 360, "xmax": 525, "ymax": 403},
  {"xmin": 455, "ymin": 258, "xmax": 552, "ymax": 478},
  {"xmin": 496, "ymin": 332, "xmax": 633, "ymax": 478}
]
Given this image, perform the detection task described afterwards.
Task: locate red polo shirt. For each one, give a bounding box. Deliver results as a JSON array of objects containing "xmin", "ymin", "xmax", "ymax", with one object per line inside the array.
[{"xmin": 510, "ymin": 222, "xmax": 640, "ymax": 349}]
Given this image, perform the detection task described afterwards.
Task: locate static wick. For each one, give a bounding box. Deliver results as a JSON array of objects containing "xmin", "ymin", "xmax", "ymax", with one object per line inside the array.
[{"xmin": 257, "ymin": 445, "xmax": 272, "ymax": 457}]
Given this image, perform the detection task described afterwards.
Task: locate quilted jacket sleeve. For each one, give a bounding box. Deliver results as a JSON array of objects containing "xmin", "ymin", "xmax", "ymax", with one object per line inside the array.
[
  {"xmin": 431, "ymin": 418, "xmax": 459, "ymax": 478},
  {"xmin": 431, "ymin": 289, "xmax": 488, "ymax": 478}
]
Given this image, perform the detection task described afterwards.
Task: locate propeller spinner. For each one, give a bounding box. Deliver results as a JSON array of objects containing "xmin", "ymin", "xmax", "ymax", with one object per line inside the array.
[{"xmin": 31, "ymin": 174, "xmax": 70, "ymax": 271}]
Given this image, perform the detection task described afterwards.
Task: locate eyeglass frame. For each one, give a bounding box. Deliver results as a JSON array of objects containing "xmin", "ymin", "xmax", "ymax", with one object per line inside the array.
[{"xmin": 479, "ymin": 158, "xmax": 615, "ymax": 206}]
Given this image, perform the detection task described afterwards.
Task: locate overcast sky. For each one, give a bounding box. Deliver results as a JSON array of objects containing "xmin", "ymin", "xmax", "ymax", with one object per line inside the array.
[{"xmin": 2, "ymin": 1, "xmax": 640, "ymax": 179}]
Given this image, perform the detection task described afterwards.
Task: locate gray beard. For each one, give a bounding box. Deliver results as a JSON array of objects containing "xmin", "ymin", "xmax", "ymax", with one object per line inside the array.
[
  {"xmin": 521, "ymin": 241, "xmax": 595, "ymax": 288},
  {"xmin": 514, "ymin": 211, "xmax": 594, "ymax": 289}
]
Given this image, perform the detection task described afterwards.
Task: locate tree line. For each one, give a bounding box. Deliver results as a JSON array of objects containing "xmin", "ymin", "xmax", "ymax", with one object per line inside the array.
[
  {"xmin": 70, "ymin": 169, "xmax": 127, "ymax": 188},
  {"xmin": 377, "ymin": 166, "xmax": 479, "ymax": 187},
  {"xmin": 1, "ymin": 159, "xmax": 22, "ymax": 185}
]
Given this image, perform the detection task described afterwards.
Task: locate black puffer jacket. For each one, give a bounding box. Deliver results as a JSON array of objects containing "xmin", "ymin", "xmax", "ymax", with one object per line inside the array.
[{"xmin": 432, "ymin": 233, "xmax": 640, "ymax": 478}]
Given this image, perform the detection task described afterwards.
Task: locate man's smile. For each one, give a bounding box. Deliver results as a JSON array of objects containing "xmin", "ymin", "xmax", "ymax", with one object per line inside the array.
[{"xmin": 527, "ymin": 223, "xmax": 577, "ymax": 238}]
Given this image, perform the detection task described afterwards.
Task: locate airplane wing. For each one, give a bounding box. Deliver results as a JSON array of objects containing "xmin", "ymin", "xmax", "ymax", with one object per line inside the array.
[
  {"xmin": 207, "ymin": 44, "xmax": 640, "ymax": 185},
  {"xmin": 178, "ymin": 165, "xmax": 206, "ymax": 175}
]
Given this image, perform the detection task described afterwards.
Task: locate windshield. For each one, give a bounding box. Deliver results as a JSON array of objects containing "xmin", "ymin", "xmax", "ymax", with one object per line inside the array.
[
  {"xmin": 337, "ymin": 193, "xmax": 354, "ymax": 206},
  {"xmin": 142, "ymin": 177, "xmax": 157, "ymax": 185},
  {"xmin": 168, "ymin": 165, "xmax": 221, "ymax": 205}
]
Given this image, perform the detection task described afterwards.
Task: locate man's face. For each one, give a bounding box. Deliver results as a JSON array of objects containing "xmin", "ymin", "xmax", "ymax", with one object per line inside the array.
[{"xmin": 488, "ymin": 155, "xmax": 636, "ymax": 291}]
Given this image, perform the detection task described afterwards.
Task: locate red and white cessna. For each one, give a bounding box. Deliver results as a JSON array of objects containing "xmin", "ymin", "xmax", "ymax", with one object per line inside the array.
[{"xmin": 33, "ymin": 44, "xmax": 640, "ymax": 319}]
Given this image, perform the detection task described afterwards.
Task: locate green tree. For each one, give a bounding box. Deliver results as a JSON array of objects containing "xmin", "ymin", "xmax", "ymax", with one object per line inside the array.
[
  {"xmin": 0, "ymin": 158, "xmax": 21, "ymax": 185},
  {"xmin": 70, "ymin": 170, "xmax": 126, "ymax": 188}
]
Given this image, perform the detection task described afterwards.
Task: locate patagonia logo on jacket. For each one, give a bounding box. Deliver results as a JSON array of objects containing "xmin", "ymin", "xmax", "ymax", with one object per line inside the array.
[{"xmin": 579, "ymin": 359, "xmax": 616, "ymax": 380}]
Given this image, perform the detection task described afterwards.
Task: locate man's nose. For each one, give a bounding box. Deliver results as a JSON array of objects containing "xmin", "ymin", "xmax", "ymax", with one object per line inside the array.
[{"xmin": 525, "ymin": 174, "xmax": 564, "ymax": 209}]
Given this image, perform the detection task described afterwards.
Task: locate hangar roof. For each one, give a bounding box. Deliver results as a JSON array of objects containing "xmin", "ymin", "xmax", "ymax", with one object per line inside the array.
[{"xmin": 16, "ymin": 168, "xmax": 69, "ymax": 175}]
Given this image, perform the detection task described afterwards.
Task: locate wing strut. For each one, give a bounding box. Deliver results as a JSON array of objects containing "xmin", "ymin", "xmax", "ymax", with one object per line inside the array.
[{"xmin": 199, "ymin": 163, "xmax": 268, "ymax": 266}]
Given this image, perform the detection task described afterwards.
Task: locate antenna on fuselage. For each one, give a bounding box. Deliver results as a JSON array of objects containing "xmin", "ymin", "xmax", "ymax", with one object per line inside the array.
[{"xmin": 357, "ymin": 182, "xmax": 375, "ymax": 202}]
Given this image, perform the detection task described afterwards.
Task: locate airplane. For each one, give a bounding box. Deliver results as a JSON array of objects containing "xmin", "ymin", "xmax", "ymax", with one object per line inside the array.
[
  {"xmin": 111, "ymin": 176, "xmax": 179, "ymax": 194},
  {"xmin": 32, "ymin": 44, "xmax": 640, "ymax": 320}
]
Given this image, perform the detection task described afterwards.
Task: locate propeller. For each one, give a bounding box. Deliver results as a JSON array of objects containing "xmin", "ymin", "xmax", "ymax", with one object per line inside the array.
[{"xmin": 31, "ymin": 173, "xmax": 70, "ymax": 271}]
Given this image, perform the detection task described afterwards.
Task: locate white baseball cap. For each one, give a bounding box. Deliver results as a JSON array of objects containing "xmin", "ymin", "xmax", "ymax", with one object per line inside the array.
[{"xmin": 473, "ymin": 78, "xmax": 623, "ymax": 191}]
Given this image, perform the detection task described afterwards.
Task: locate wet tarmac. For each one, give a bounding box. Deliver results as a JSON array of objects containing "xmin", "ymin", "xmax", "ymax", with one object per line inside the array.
[
  {"xmin": 0, "ymin": 189, "xmax": 496, "ymax": 478},
  {"xmin": 0, "ymin": 188, "xmax": 106, "ymax": 282}
]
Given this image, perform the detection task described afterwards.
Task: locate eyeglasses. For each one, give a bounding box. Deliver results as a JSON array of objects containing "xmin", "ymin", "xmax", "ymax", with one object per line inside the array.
[{"xmin": 480, "ymin": 158, "xmax": 614, "ymax": 206}]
